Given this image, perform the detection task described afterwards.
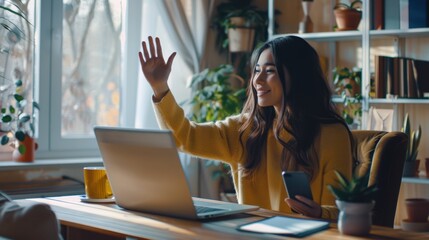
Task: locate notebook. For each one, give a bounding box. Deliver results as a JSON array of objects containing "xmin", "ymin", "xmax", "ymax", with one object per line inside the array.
[
  {"xmin": 93, "ymin": 126, "xmax": 259, "ymax": 220},
  {"xmin": 237, "ymin": 216, "xmax": 330, "ymax": 237}
]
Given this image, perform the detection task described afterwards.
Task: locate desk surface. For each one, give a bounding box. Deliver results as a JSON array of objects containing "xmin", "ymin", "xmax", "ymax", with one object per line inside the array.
[{"xmin": 17, "ymin": 196, "xmax": 429, "ymax": 240}]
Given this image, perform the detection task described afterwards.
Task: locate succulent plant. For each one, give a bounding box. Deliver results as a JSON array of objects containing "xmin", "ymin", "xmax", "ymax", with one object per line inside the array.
[
  {"xmin": 401, "ymin": 113, "xmax": 421, "ymax": 162},
  {"xmin": 328, "ymin": 170, "xmax": 378, "ymax": 203}
]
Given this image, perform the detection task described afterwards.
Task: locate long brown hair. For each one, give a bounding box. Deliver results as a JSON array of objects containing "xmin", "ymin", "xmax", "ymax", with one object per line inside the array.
[{"xmin": 239, "ymin": 36, "xmax": 349, "ymax": 180}]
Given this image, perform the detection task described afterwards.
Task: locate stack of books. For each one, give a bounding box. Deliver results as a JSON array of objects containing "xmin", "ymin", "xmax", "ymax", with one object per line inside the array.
[{"xmin": 374, "ymin": 56, "xmax": 429, "ymax": 99}]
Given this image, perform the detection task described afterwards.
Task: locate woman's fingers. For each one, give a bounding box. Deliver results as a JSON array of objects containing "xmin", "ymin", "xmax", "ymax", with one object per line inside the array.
[
  {"xmin": 295, "ymin": 195, "xmax": 317, "ymax": 207},
  {"xmin": 155, "ymin": 37, "xmax": 163, "ymax": 60},
  {"xmin": 148, "ymin": 36, "xmax": 156, "ymax": 58},
  {"xmin": 285, "ymin": 197, "xmax": 322, "ymax": 218},
  {"xmin": 138, "ymin": 52, "xmax": 145, "ymax": 68},
  {"xmin": 141, "ymin": 36, "xmax": 165, "ymax": 62},
  {"xmin": 285, "ymin": 198, "xmax": 307, "ymax": 214},
  {"xmin": 142, "ymin": 40, "xmax": 150, "ymax": 62},
  {"xmin": 166, "ymin": 52, "xmax": 177, "ymax": 69}
]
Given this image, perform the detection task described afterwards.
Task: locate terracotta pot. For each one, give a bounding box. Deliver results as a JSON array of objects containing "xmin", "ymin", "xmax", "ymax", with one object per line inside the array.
[
  {"xmin": 405, "ymin": 198, "xmax": 429, "ymax": 222},
  {"xmin": 425, "ymin": 158, "xmax": 429, "ymax": 178},
  {"xmin": 12, "ymin": 135, "xmax": 38, "ymax": 162},
  {"xmin": 334, "ymin": 9, "xmax": 362, "ymax": 31}
]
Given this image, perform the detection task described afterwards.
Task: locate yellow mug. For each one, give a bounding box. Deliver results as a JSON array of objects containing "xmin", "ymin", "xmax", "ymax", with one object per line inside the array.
[{"xmin": 83, "ymin": 167, "xmax": 113, "ymax": 199}]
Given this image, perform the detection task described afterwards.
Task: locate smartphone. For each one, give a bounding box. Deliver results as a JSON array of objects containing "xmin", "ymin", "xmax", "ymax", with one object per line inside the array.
[{"xmin": 282, "ymin": 171, "xmax": 313, "ymax": 204}]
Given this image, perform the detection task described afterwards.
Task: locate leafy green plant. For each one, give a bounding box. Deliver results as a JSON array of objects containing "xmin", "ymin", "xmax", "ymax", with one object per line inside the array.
[
  {"xmin": 0, "ymin": 1, "xmax": 38, "ymax": 154},
  {"xmin": 212, "ymin": 0, "xmax": 280, "ymax": 53},
  {"xmin": 401, "ymin": 113, "xmax": 421, "ymax": 162},
  {"xmin": 0, "ymin": 1, "xmax": 31, "ymax": 40},
  {"xmin": 1, "ymin": 80, "xmax": 39, "ymax": 153},
  {"xmin": 333, "ymin": 67, "xmax": 362, "ymax": 126},
  {"xmin": 328, "ymin": 170, "xmax": 378, "ymax": 203},
  {"xmin": 188, "ymin": 64, "xmax": 246, "ymax": 122},
  {"xmin": 333, "ymin": 0, "xmax": 362, "ymax": 11},
  {"xmin": 186, "ymin": 64, "xmax": 247, "ymax": 193}
]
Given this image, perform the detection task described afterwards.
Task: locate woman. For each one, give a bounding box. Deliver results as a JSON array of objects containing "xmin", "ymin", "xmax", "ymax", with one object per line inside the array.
[{"xmin": 139, "ymin": 36, "xmax": 352, "ymax": 220}]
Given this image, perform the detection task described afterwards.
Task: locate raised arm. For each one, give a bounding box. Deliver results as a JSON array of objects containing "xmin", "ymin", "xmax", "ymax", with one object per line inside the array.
[{"xmin": 138, "ymin": 36, "xmax": 176, "ymax": 100}]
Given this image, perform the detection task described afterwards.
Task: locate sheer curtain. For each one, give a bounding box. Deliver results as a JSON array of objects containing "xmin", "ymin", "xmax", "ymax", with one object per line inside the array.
[{"xmin": 135, "ymin": 0, "xmax": 217, "ymax": 198}]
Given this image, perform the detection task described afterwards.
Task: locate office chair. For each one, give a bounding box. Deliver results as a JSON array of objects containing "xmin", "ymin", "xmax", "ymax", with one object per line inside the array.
[{"xmin": 350, "ymin": 130, "xmax": 408, "ymax": 228}]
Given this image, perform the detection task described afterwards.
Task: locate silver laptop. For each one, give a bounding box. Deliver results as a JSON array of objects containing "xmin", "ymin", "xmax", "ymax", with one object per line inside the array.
[{"xmin": 94, "ymin": 126, "xmax": 259, "ymax": 220}]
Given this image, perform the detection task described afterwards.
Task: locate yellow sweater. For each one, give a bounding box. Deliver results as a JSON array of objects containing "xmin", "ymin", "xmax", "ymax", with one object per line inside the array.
[{"xmin": 153, "ymin": 91, "xmax": 352, "ymax": 220}]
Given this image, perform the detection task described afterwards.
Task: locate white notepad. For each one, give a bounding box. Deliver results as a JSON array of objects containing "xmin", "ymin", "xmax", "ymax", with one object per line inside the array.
[{"xmin": 237, "ymin": 216, "xmax": 330, "ymax": 237}]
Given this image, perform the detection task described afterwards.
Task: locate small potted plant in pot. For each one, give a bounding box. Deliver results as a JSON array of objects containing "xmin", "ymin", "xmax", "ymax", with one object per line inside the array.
[
  {"xmin": 333, "ymin": 0, "xmax": 362, "ymax": 31},
  {"xmin": 333, "ymin": 67, "xmax": 362, "ymax": 129},
  {"xmin": 1, "ymin": 79, "xmax": 39, "ymax": 162},
  {"xmin": 328, "ymin": 170, "xmax": 378, "ymax": 236},
  {"xmin": 401, "ymin": 113, "xmax": 422, "ymax": 177},
  {"xmin": 0, "ymin": 2, "xmax": 38, "ymax": 162},
  {"xmin": 212, "ymin": 0, "xmax": 279, "ymax": 53}
]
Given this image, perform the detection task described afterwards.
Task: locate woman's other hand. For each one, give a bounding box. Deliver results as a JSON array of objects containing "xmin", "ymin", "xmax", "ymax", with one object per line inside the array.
[
  {"xmin": 285, "ymin": 195, "xmax": 322, "ymax": 218},
  {"xmin": 139, "ymin": 36, "xmax": 176, "ymax": 100}
]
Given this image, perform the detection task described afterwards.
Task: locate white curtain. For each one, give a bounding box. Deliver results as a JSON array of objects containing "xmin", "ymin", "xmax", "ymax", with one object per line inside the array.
[{"xmin": 135, "ymin": 0, "xmax": 217, "ymax": 198}]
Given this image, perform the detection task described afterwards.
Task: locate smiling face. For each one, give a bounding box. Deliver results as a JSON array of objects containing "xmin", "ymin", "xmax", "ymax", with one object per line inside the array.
[{"xmin": 252, "ymin": 49, "xmax": 289, "ymax": 113}]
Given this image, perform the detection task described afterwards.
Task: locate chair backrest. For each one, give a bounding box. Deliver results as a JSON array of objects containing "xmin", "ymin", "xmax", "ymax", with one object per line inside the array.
[{"xmin": 351, "ymin": 130, "xmax": 408, "ymax": 228}]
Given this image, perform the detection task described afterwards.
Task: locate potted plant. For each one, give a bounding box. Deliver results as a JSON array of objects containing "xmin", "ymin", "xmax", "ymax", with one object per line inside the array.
[
  {"xmin": 401, "ymin": 113, "xmax": 422, "ymax": 177},
  {"xmin": 1, "ymin": 79, "xmax": 39, "ymax": 162},
  {"xmin": 328, "ymin": 170, "xmax": 378, "ymax": 236},
  {"xmin": 188, "ymin": 64, "xmax": 246, "ymax": 123},
  {"xmin": 186, "ymin": 64, "xmax": 246, "ymax": 198},
  {"xmin": 0, "ymin": 2, "xmax": 38, "ymax": 162},
  {"xmin": 212, "ymin": 0, "xmax": 279, "ymax": 53},
  {"xmin": 333, "ymin": 67, "xmax": 362, "ymax": 129},
  {"xmin": 333, "ymin": 0, "xmax": 362, "ymax": 31}
]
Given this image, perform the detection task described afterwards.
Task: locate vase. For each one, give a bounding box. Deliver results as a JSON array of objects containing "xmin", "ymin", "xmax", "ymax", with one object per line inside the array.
[
  {"xmin": 336, "ymin": 200, "xmax": 374, "ymax": 236},
  {"xmin": 12, "ymin": 135, "xmax": 38, "ymax": 162},
  {"xmin": 298, "ymin": 1, "xmax": 313, "ymax": 34}
]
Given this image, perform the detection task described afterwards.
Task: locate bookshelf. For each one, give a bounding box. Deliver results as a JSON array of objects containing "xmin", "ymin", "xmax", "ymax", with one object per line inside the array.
[
  {"xmin": 267, "ymin": 0, "xmax": 428, "ymax": 152},
  {"xmin": 267, "ymin": 0, "xmax": 429, "ymax": 227}
]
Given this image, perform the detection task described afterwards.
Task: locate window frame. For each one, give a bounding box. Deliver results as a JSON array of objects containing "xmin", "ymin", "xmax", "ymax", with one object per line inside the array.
[{"xmin": 34, "ymin": 0, "xmax": 141, "ymax": 159}]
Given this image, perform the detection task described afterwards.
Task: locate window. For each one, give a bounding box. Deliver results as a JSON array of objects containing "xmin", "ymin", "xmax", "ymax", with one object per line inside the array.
[
  {"xmin": 1, "ymin": 0, "xmax": 191, "ymax": 160},
  {"xmin": 36, "ymin": 0, "xmax": 138, "ymax": 158}
]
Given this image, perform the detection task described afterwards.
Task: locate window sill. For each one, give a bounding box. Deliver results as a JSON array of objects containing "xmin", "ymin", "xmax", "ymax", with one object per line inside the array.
[{"xmin": 0, "ymin": 158, "xmax": 103, "ymax": 171}]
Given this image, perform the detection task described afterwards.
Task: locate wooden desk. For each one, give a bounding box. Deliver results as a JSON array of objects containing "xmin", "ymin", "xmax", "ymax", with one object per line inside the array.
[{"xmin": 17, "ymin": 196, "xmax": 428, "ymax": 240}]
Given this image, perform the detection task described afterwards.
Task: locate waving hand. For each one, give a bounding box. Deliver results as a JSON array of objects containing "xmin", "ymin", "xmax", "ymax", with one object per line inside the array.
[{"xmin": 138, "ymin": 36, "xmax": 176, "ymax": 100}]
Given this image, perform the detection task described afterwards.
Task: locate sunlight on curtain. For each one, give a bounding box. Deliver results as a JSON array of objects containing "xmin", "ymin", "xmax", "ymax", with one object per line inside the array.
[{"xmin": 135, "ymin": 0, "xmax": 192, "ymax": 130}]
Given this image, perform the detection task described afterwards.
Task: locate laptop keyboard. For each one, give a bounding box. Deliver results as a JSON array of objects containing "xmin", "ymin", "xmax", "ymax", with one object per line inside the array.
[{"xmin": 195, "ymin": 205, "xmax": 222, "ymax": 214}]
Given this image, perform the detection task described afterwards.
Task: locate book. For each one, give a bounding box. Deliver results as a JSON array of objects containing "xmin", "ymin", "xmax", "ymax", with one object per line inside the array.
[
  {"xmin": 237, "ymin": 216, "xmax": 330, "ymax": 237},
  {"xmin": 400, "ymin": 0, "xmax": 409, "ymax": 29},
  {"xmin": 407, "ymin": 58, "xmax": 418, "ymax": 98},
  {"xmin": 384, "ymin": 0, "xmax": 400, "ymax": 29},
  {"xmin": 412, "ymin": 58, "xmax": 429, "ymax": 98},
  {"xmin": 371, "ymin": 0, "xmax": 384, "ymax": 30},
  {"xmin": 375, "ymin": 55, "xmax": 387, "ymax": 98},
  {"xmin": 409, "ymin": 0, "xmax": 429, "ymax": 28}
]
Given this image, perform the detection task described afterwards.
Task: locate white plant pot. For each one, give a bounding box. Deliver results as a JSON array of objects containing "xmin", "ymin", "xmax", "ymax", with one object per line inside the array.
[
  {"xmin": 336, "ymin": 200, "xmax": 375, "ymax": 236},
  {"xmin": 227, "ymin": 17, "xmax": 255, "ymax": 52}
]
